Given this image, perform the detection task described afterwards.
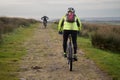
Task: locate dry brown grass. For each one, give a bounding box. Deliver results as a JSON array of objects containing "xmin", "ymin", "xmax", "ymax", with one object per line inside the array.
[
  {"xmin": 0, "ymin": 17, "xmax": 39, "ymax": 43},
  {"xmin": 81, "ymin": 23, "xmax": 120, "ymax": 52}
]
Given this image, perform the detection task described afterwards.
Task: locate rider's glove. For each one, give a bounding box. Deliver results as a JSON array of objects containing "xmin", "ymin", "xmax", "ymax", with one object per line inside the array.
[{"xmin": 58, "ymin": 31, "xmax": 63, "ymax": 35}]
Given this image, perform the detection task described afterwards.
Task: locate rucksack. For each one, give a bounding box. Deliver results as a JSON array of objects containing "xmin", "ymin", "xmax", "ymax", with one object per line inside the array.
[{"xmin": 66, "ymin": 12, "xmax": 75, "ymax": 23}]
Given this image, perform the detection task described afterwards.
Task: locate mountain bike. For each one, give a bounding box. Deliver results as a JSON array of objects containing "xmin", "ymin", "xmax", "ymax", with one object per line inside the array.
[
  {"xmin": 43, "ymin": 21, "xmax": 47, "ymax": 28},
  {"xmin": 67, "ymin": 34, "xmax": 74, "ymax": 71}
]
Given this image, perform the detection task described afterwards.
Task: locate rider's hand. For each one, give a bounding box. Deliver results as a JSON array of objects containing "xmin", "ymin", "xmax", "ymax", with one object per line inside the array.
[
  {"xmin": 58, "ymin": 31, "xmax": 63, "ymax": 35},
  {"xmin": 77, "ymin": 31, "xmax": 81, "ymax": 36}
]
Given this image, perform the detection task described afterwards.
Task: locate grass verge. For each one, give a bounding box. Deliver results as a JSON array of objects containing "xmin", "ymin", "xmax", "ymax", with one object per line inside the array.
[
  {"xmin": 52, "ymin": 23, "xmax": 120, "ymax": 80},
  {"xmin": 0, "ymin": 23, "xmax": 39, "ymax": 80},
  {"xmin": 78, "ymin": 37, "xmax": 120, "ymax": 80}
]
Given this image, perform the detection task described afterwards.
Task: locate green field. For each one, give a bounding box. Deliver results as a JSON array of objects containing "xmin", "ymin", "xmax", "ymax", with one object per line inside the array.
[
  {"xmin": 0, "ymin": 23, "xmax": 38, "ymax": 80},
  {"xmin": 78, "ymin": 37, "xmax": 120, "ymax": 80}
]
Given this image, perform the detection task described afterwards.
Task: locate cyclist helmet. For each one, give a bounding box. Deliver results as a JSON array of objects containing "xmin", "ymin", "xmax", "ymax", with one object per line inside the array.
[{"xmin": 67, "ymin": 7, "xmax": 75, "ymax": 13}]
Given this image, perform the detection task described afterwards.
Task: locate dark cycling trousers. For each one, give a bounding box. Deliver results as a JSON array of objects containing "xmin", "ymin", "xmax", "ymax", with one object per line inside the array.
[{"xmin": 63, "ymin": 30, "xmax": 77, "ymax": 54}]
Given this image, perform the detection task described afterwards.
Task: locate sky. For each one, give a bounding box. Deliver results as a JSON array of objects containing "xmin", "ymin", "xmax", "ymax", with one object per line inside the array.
[{"xmin": 0, "ymin": 0, "xmax": 120, "ymax": 20}]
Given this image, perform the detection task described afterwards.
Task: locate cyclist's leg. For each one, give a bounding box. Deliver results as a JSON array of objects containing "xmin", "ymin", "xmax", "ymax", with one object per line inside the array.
[
  {"xmin": 45, "ymin": 21, "xmax": 47, "ymax": 27},
  {"xmin": 44, "ymin": 21, "xmax": 47, "ymax": 28},
  {"xmin": 46, "ymin": 20, "xmax": 47, "ymax": 26},
  {"xmin": 43, "ymin": 21, "xmax": 45, "ymax": 27},
  {"xmin": 43, "ymin": 21, "xmax": 45, "ymax": 28},
  {"xmin": 63, "ymin": 30, "xmax": 69, "ymax": 54},
  {"xmin": 71, "ymin": 31, "xmax": 77, "ymax": 54},
  {"xmin": 71, "ymin": 31, "xmax": 78, "ymax": 61}
]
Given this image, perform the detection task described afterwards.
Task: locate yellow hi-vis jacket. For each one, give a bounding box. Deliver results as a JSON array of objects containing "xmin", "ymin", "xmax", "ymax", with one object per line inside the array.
[{"xmin": 58, "ymin": 15, "xmax": 82, "ymax": 31}]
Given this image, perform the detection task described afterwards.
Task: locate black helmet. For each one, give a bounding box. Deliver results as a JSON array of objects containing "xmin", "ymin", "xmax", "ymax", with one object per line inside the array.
[{"xmin": 68, "ymin": 7, "xmax": 75, "ymax": 13}]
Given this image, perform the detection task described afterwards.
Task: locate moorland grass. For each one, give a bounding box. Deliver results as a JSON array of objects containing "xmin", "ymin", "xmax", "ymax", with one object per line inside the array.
[
  {"xmin": 0, "ymin": 23, "xmax": 39, "ymax": 80},
  {"xmin": 78, "ymin": 37, "xmax": 120, "ymax": 80}
]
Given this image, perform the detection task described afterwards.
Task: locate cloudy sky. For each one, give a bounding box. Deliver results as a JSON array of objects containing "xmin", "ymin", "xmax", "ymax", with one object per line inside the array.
[{"xmin": 0, "ymin": 0, "xmax": 120, "ymax": 20}]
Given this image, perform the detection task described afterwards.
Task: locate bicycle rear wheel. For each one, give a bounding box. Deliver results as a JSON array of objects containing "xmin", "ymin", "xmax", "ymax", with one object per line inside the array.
[{"xmin": 68, "ymin": 44, "xmax": 73, "ymax": 71}]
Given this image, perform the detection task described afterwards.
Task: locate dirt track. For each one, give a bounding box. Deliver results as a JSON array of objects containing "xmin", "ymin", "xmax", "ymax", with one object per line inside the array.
[{"xmin": 19, "ymin": 24, "xmax": 112, "ymax": 80}]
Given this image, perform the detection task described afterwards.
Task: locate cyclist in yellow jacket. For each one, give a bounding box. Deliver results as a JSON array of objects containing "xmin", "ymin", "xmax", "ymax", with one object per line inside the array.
[{"xmin": 58, "ymin": 7, "xmax": 82, "ymax": 61}]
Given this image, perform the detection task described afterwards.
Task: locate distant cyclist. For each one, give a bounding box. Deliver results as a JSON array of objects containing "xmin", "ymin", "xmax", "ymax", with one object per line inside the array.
[
  {"xmin": 58, "ymin": 7, "xmax": 82, "ymax": 61},
  {"xmin": 41, "ymin": 16, "xmax": 49, "ymax": 28}
]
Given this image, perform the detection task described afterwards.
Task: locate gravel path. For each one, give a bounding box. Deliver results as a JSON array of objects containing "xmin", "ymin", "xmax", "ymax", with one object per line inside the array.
[{"xmin": 19, "ymin": 24, "xmax": 112, "ymax": 80}]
